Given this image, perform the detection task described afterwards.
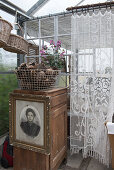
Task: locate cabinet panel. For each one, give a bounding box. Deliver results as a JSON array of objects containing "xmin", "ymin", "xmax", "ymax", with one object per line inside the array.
[
  {"xmin": 51, "ymin": 104, "xmax": 67, "ymax": 168},
  {"xmin": 51, "ymin": 94, "xmax": 67, "ymax": 108}
]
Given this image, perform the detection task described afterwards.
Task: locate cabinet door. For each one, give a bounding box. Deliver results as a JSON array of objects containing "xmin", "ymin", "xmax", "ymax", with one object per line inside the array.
[{"xmin": 51, "ymin": 104, "xmax": 67, "ymax": 169}]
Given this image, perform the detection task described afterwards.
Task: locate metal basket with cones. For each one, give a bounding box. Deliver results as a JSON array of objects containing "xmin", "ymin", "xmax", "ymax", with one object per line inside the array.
[{"xmin": 15, "ymin": 62, "xmax": 60, "ymax": 91}]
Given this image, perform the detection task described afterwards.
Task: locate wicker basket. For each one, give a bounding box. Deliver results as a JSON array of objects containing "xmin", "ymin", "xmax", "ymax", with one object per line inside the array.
[
  {"xmin": 3, "ymin": 34, "xmax": 28, "ymax": 54},
  {"xmin": 26, "ymin": 42, "xmax": 39, "ymax": 64},
  {"xmin": 15, "ymin": 67, "xmax": 60, "ymax": 91},
  {"xmin": 0, "ymin": 18, "xmax": 13, "ymax": 47},
  {"xmin": 27, "ymin": 42, "xmax": 39, "ymax": 56}
]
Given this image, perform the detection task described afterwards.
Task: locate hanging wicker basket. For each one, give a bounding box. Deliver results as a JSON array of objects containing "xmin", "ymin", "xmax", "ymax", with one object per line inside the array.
[
  {"xmin": 3, "ymin": 33, "xmax": 28, "ymax": 54},
  {"xmin": 27, "ymin": 42, "xmax": 39, "ymax": 56},
  {"xmin": 0, "ymin": 18, "xmax": 13, "ymax": 47},
  {"xmin": 26, "ymin": 42, "xmax": 39, "ymax": 64}
]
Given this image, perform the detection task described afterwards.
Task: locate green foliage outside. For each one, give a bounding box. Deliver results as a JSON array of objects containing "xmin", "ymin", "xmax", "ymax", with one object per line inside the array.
[{"xmin": 0, "ymin": 73, "xmax": 18, "ymax": 136}]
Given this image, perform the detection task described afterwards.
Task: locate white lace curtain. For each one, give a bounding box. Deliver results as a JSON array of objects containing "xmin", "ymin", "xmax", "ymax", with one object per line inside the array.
[{"xmin": 70, "ymin": 9, "xmax": 114, "ymax": 166}]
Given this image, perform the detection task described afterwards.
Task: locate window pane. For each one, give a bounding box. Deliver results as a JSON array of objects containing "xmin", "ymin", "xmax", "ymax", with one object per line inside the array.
[
  {"xmin": 34, "ymin": 0, "xmax": 81, "ymax": 17},
  {"xmin": 3, "ymin": 0, "xmax": 39, "ymax": 12},
  {"xmin": 0, "ymin": 49, "xmax": 17, "ymax": 71}
]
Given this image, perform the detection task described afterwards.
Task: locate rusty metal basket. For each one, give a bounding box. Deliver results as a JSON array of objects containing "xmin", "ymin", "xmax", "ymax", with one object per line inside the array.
[
  {"xmin": 15, "ymin": 67, "xmax": 60, "ymax": 91},
  {"xmin": 0, "ymin": 18, "xmax": 13, "ymax": 47},
  {"xmin": 3, "ymin": 33, "xmax": 28, "ymax": 54}
]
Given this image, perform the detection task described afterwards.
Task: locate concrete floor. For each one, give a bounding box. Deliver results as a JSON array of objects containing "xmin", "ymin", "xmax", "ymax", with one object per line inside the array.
[
  {"xmin": 58, "ymin": 152, "xmax": 113, "ymax": 170},
  {"xmin": 0, "ymin": 136, "xmax": 113, "ymax": 170}
]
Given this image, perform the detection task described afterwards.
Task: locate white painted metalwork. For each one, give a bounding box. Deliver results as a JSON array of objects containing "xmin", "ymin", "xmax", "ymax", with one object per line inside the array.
[
  {"xmin": 25, "ymin": 14, "xmax": 72, "ymax": 50},
  {"xmin": 54, "ymin": 16, "xmax": 58, "ymax": 43},
  {"xmin": 38, "ymin": 19, "xmax": 41, "ymax": 63},
  {"xmin": 24, "ymin": 22, "xmax": 27, "ymax": 39}
]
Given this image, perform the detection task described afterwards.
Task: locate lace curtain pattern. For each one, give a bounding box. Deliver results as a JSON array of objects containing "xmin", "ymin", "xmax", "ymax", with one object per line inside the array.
[{"xmin": 70, "ymin": 10, "xmax": 114, "ymax": 166}]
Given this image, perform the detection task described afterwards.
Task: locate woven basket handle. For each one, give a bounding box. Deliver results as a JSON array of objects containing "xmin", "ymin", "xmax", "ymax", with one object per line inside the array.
[{"xmin": 14, "ymin": 22, "xmax": 37, "ymax": 47}]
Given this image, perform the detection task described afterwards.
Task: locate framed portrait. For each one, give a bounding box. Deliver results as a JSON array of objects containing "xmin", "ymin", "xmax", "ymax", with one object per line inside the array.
[{"xmin": 9, "ymin": 92, "xmax": 51, "ymax": 154}]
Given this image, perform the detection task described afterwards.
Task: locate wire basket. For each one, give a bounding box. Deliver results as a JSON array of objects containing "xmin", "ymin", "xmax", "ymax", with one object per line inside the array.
[
  {"xmin": 15, "ymin": 67, "xmax": 60, "ymax": 91},
  {"xmin": 3, "ymin": 34, "xmax": 28, "ymax": 54},
  {"xmin": 0, "ymin": 18, "xmax": 13, "ymax": 47}
]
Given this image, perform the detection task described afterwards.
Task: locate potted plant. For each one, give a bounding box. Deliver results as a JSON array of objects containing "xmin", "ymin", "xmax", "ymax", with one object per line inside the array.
[{"xmin": 40, "ymin": 40, "xmax": 66, "ymax": 72}]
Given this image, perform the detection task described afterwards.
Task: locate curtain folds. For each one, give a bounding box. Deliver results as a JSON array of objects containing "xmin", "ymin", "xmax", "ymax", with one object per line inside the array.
[{"xmin": 70, "ymin": 10, "xmax": 114, "ymax": 166}]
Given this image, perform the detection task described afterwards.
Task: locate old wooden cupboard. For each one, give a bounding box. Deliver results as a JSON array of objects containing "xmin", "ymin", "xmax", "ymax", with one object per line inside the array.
[{"xmin": 10, "ymin": 88, "xmax": 67, "ymax": 170}]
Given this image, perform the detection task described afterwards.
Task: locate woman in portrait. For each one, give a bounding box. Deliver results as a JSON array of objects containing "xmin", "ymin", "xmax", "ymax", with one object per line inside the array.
[{"xmin": 20, "ymin": 108, "xmax": 40, "ymax": 138}]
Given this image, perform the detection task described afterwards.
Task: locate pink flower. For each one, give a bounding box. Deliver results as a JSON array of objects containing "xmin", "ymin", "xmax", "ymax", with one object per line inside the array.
[
  {"xmin": 40, "ymin": 50, "xmax": 45, "ymax": 55},
  {"xmin": 60, "ymin": 51, "xmax": 65, "ymax": 57},
  {"xmin": 57, "ymin": 40, "xmax": 61, "ymax": 44},
  {"xmin": 57, "ymin": 40, "xmax": 61, "ymax": 48},
  {"xmin": 50, "ymin": 40, "xmax": 54, "ymax": 45}
]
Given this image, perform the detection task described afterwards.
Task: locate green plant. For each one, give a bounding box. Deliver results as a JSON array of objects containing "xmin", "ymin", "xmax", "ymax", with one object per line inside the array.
[{"xmin": 0, "ymin": 74, "xmax": 18, "ymax": 136}]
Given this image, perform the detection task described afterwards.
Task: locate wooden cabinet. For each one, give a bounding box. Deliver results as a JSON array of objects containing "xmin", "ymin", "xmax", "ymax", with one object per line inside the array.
[{"xmin": 12, "ymin": 88, "xmax": 67, "ymax": 170}]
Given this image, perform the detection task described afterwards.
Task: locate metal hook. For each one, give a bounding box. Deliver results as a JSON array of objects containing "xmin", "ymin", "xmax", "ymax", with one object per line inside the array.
[
  {"xmin": 87, "ymin": 5, "xmax": 89, "ymax": 13},
  {"xmin": 85, "ymin": 7, "xmax": 87, "ymax": 14},
  {"xmin": 71, "ymin": 7, "xmax": 74, "ymax": 14},
  {"xmin": 110, "ymin": 3, "xmax": 112, "ymax": 9},
  {"xmin": 93, "ymin": 5, "xmax": 95, "ymax": 12},
  {"xmin": 106, "ymin": 2, "xmax": 108, "ymax": 10},
  {"xmin": 86, "ymin": 6, "xmax": 89, "ymax": 14},
  {"xmin": 82, "ymin": 6, "xmax": 84, "ymax": 14},
  {"xmin": 76, "ymin": 8, "xmax": 77, "ymax": 13},
  {"xmin": 72, "ymin": 10, "xmax": 74, "ymax": 14},
  {"xmin": 99, "ymin": 3, "xmax": 101, "ymax": 10}
]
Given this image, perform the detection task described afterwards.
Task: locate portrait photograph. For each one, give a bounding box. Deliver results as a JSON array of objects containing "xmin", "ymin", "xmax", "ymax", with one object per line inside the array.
[
  {"xmin": 9, "ymin": 92, "xmax": 50, "ymax": 154},
  {"xmin": 16, "ymin": 101, "xmax": 44, "ymax": 146}
]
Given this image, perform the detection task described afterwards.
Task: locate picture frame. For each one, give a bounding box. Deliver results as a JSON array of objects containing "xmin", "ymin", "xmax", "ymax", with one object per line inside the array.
[{"xmin": 9, "ymin": 92, "xmax": 51, "ymax": 154}]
